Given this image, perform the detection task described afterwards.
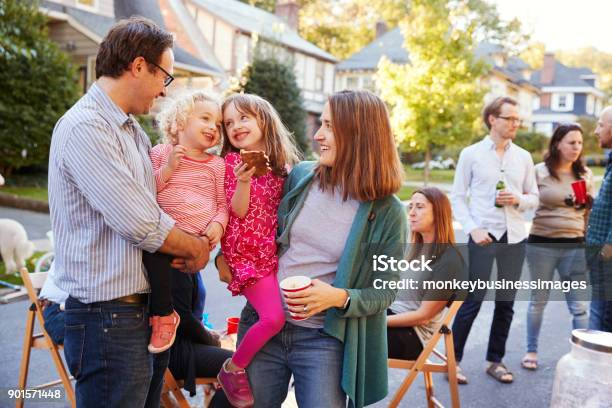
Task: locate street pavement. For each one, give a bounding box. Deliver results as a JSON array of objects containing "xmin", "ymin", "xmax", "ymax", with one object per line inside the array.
[{"xmin": 0, "ymin": 206, "xmax": 579, "ymax": 407}]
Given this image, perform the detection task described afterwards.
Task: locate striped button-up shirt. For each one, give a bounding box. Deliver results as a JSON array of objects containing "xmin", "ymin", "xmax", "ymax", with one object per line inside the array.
[
  {"xmin": 48, "ymin": 83, "xmax": 175, "ymax": 303},
  {"xmin": 586, "ymin": 152, "xmax": 612, "ymax": 246}
]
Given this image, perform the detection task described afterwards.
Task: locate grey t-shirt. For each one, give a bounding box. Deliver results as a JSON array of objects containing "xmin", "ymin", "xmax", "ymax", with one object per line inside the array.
[
  {"xmin": 389, "ymin": 246, "xmax": 467, "ymax": 345},
  {"xmin": 278, "ymin": 180, "xmax": 359, "ymax": 328}
]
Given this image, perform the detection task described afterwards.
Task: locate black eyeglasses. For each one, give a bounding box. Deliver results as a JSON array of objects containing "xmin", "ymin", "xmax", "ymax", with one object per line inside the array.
[
  {"xmin": 496, "ymin": 116, "xmax": 522, "ymax": 125},
  {"xmin": 147, "ymin": 60, "xmax": 174, "ymax": 87}
]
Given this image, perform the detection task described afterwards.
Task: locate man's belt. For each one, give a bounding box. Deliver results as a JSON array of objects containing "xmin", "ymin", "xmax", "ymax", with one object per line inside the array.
[{"xmin": 114, "ymin": 293, "xmax": 148, "ymax": 304}]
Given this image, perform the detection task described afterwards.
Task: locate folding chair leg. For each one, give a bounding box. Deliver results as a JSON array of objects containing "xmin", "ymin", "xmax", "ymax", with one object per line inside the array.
[
  {"xmin": 424, "ymin": 371, "xmax": 435, "ymax": 408},
  {"xmin": 444, "ymin": 334, "xmax": 461, "ymax": 408},
  {"xmin": 162, "ymin": 369, "xmax": 191, "ymax": 408},
  {"xmin": 47, "ymin": 345, "xmax": 75, "ymax": 407},
  {"xmin": 17, "ymin": 310, "xmax": 35, "ymax": 408}
]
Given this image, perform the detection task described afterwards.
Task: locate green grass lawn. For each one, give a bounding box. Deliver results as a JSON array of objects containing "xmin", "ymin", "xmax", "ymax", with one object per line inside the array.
[
  {"xmin": 396, "ymin": 185, "xmax": 417, "ymax": 201},
  {"xmin": 1, "ymin": 186, "xmax": 48, "ymax": 202},
  {"xmin": 592, "ymin": 166, "xmax": 606, "ymax": 177},
  {"xmin": 403, "ymin": 166, "xmax": 455, "ymax": 184},
  {"xmin": 0, "ymin": 251, "xmax": 47, "ymax": 286}
]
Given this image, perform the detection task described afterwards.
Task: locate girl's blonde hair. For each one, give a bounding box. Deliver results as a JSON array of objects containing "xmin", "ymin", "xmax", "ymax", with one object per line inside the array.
[
  {"xmin": 221, "ymin": 93, "xmax": 301, "ymax": 176},
  {"xmin": 156, "ymin": 90, "xmax": 221, "ymax": 145}
]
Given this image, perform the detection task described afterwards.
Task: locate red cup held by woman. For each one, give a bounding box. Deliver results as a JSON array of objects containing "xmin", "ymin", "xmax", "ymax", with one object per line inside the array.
[{"xmin": 571, "ymin": 179, "xmax": 587, "ymax": 205}]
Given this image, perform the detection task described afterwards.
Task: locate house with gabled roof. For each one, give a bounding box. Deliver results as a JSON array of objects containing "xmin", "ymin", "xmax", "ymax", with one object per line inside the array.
[
  {"xmin": 531, "ymin": 53, "xmax": 605, "ymax": 135},
  {"xmin": 335, "ymin": 26, "xmax": 540, "ymax": 127},
  {"xmin": 162, "ymin": 0, "xmax": 338, "ymax": 134},
  {"xmin": 39, "ymin": 0, "xmax": 223, "ymax": 94}
]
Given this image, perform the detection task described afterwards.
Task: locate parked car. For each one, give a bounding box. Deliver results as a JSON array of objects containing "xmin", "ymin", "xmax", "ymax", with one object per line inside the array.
[{"xmin": 411, "ymin": 157, "xmax": 455, "ymax": 170}]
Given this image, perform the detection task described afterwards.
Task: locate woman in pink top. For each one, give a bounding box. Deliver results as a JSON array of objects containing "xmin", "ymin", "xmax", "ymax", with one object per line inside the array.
[
  {"xmin": 217, "ymin": 94, "xmax": 300, "ymax": 407},
  {"xmin": 144, "ymin": 90, "xmax": 228, "ymax": 354}
]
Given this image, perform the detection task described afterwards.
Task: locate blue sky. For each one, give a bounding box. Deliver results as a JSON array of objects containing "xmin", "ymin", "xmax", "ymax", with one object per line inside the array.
[{"xmin": 493, "ymin": 0, "xmax": 612, "ymax": 52}]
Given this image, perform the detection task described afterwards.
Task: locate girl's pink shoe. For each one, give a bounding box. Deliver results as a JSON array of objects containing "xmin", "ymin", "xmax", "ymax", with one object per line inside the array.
[
  {"xmin": 217, "ymin": 358, "xmax": 254, "ymax": 408},
  {"xmin": 148, "ymin": 310, "xmax": 180, "ymax": 353}
]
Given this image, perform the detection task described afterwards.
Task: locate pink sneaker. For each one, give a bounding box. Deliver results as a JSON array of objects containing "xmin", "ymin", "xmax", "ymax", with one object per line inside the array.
[
  {"xmin": 148, "ymin": 310, "xmax": 180, "ymax": 353},
  {"xmin": 217, "ymin": 358, "xmax": 254, "ymax": 408}
]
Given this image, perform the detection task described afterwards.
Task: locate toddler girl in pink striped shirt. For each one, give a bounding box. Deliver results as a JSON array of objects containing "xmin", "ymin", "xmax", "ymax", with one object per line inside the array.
[{"xmin": 144, "ymin": 90, "xmax": 228, "ymax": 353}]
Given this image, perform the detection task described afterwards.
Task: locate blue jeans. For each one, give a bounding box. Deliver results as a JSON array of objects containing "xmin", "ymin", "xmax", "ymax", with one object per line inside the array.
[
  {"xmin": 64, "ymin": 296, "xmax": 169, "ymax": 408},
  {"xmin": 452, "ymin": 234, "xmax": 525, "ymax": 363},
  {"xmin": 238, "ymin": 303, "xmax": 346, "ymax": 408},
  {"xmin": 525, "ymin": 244, "xmax": 589, "ymax": 353},
  {"xmin": 43, "ymin": 302, "xmax": 65, "ymax": 345},
  {"xmin": 587, "ymin": 248, "xmax": 612, "ymax": 331}
]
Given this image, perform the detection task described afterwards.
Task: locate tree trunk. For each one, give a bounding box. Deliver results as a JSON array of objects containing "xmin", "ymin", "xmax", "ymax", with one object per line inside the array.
[{"xmin": 423, "ymin": 146, "xmax": 431, "ymax": 186}]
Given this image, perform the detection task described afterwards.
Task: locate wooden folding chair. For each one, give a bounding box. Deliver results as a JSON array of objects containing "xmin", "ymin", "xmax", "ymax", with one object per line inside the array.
[
  {"xmin": 388, "ymin": 299, "xmax": 464, "ymax": 408},
  {"xmin": 17, "ymin": 267, "xmax": 75, "ymax": 408},
  {"xmin": 161, "ymin": 368, "xmax": 217, "ymax": 408}
]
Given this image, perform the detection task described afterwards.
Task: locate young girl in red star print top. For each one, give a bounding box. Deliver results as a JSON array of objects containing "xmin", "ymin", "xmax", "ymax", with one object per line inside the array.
[{"xmin": 217, "ymin": 94, "xmax": 300, "ymax": 407}]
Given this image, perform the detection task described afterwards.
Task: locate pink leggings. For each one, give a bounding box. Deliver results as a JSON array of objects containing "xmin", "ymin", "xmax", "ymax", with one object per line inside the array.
[{"xmin": 232, "ymin": 274, "xmax": 285, "ymax": 368}]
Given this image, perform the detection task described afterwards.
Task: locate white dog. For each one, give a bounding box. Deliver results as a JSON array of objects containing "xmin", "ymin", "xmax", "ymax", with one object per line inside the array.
[{"xmin": 0, "ymin": 219, "xmax": 35, "ymax": 274}]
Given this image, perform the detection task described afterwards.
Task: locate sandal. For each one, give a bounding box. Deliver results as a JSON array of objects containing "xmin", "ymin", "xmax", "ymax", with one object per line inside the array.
[
  {"xmin": 521, "ymin": 356, "xmax": 538, "ymax": 371},
  {"xmin": 486, "ymin": 362, "xmax": 514, "ymax": 383},
  {"xmin": 446, "ymin": 365, "xmax": 468, "ymax": 385}
]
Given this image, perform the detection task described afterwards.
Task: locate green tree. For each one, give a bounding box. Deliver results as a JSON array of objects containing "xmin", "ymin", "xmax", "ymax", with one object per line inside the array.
[
  {"xmin": 0, "ymin": 0, "xmax": 79, "ymax": 176},
  {"xmin": 520, "ymin": 41, "xmax": 546, "ymax": 69},
  {"xmin": 576, "ymin": 115, "xmax": 600, "ymax": 156},
  {"xmin": 231, "ymin": 54, "xmax": 309, "ymax": 155},
  {"xmin": 377, "ymin": 0, "xmax": 488, "ymax": 183},
  {"xmin": 298, "ymin": 0, "xmax": 410, "ymax": 59}
]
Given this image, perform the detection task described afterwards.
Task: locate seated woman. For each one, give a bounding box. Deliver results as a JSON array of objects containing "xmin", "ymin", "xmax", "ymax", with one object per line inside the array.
[
  {"xmin": 167, "ymin": 267, "xmax": 233, "ymax": 408},
  {"xmin": 387, "ymin": 187, "xmax": 466, "ymax": 361}
]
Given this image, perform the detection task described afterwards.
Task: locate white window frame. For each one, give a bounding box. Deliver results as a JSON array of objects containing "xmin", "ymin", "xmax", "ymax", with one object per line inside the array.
[
  {"xmin": 552, "ymin": 93, "xmax": 574, "ymax": 112},
  {"xmin": 346, "ymin": 76, "xmax": 359, "ymax": 89}
]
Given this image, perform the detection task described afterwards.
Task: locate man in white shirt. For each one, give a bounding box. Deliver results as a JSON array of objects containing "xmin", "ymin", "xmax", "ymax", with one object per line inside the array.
[{"xmin": 450, "ymin": 96, "xmax": 538, "ymax": 384}]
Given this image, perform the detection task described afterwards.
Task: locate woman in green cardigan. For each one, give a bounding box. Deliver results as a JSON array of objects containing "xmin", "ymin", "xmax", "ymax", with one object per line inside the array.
[{"xmin": 220, "ymin": 90, "xmax": 407, "ymax": 408}]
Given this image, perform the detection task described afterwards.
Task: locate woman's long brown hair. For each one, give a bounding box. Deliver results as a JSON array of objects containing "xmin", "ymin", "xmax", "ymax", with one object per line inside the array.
[
  {"xmin": 315, "ymin": 90, "xmax": 403, "ymax": 201},
  {"xmin": 408, "ymin": 187, "xmax": 455, "ymax": 260}
]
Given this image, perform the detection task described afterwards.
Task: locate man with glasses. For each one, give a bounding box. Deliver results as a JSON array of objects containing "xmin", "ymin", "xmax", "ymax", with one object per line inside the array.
[
  {"xmin": 450, "ymin": 96, "xmax": 538, "ymax": 384},
  {"xmin": 587, "ymin": 105, "xmax": 612, "ymax": 332},
  {"xmin": 49, "ymin": 17, "xmax": 210, "ymax": 407}
]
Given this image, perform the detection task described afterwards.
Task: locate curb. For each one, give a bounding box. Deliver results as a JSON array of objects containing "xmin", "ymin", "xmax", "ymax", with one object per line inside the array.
[{"xmin": 0, "ymin": 192, "xmax": 49, "ymax": 213}]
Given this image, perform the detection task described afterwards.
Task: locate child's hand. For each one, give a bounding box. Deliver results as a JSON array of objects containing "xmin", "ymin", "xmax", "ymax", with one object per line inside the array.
[
  {"xmin": 204, "ymin": 222, "xmax": 224, "ymax": 247},
  {"xmin": 167, "ymin": 144, "xmax": 186, "ymax": 170},
  {"xmin": 233, "ymin": 161, "xmax": 257, "ymax": 183}
]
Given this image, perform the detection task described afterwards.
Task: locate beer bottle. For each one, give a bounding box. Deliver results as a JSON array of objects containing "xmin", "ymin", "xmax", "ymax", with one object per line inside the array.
[{"xmin": 495, "ymin": 170, "xmax": 505, "ymax": 208}]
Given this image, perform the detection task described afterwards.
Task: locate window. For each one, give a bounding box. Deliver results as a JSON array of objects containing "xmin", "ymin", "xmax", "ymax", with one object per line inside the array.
[
  {"xmin": 315, "ymin": 61, "xmax": 324, "ymax": 92},
  {"xmin": 552, "ymin": 93, "xmax": 573, "ymax": 111},
  {"xmin": 558, "ymin": 95, "xmax": 567, "ymax": 109},
  {"xmin": 234, "ymin": 35, "xmax": 249, "ymax": 73},
  {"xmin": 294, "ymin": 54, "xmax": 305, "ymax": 89},
  {"xmin": 362, "ymin": 76, "xmax": 375, "ymax": 91},
  {"xmin": 346, "ymin": 76, "xmax": 358, "ymax": 89}
]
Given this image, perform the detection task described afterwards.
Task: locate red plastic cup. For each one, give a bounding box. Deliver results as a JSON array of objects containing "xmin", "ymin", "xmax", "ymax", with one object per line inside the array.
[
  {"xmin": 280, "ymin": 276, "xmax": 312, "ymax": 321},
  {"xmin": 571, "ymin": 179, "xmax": 587, "ymax": 204},
  {"xmin": 226, "ymin": 316, "xmax": 239, "ymax": 335}
]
